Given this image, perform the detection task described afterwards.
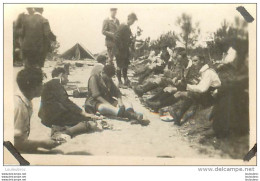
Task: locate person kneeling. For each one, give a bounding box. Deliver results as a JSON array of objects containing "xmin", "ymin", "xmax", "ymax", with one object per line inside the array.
[
  {"xmin": 38, "ymin": 67, "xmax": 99, "ymax": 141},
  {"xmin": 85, "ymin": 64, "xmax": 149, "ymax": 126}
]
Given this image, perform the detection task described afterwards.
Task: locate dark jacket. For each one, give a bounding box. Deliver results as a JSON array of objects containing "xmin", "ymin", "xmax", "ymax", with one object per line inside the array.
[
  {"xmin": 38, "ymin": 79, "xmax": 82, "ymax": 122},
  {"xmin": 21, "ymin": 13, "xmax": 56, "ymax": 54},
  {"xmin": 85, "ymin": 73, "xmax": 122, "ymax": 113},
  {"xmin": 102, "ymin": 18, "xmax": 120, "ymax": 47},
  {"xmin": 114, "ymin": 23, "xmax": 133, "ymax": 60}
]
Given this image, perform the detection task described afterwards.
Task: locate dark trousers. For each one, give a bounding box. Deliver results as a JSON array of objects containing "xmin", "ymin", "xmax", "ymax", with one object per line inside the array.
[
  {"xmin": 41, "ymin": 111, "xmax": 89, "ymax": 128},
  {"xmin": 22, "ymin": 50, "xmax": 46, "ymax": 68}
]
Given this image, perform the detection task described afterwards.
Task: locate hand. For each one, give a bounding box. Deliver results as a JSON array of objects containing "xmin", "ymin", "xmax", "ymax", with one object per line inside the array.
[
  {"xmin": 172, "ymin": 77, "xmax": 178, "ymax": 84},
  {"xmin": 42, "ymin": 140, "xmax": 61, "ymax": 150},
  {"xmin": 163, "ymin": 87, "xmax": 177, "ymax": 93},
  {"xmin": 83, "ymin": 112, "xmax": 102, "ymax": 120},
  {"xmin": 90, "ymin": 114, "xmax": 103, "ymax": 120},
  {"xmin": 211, "ymin": 89, "xmax": 218, "ymax": 98}
]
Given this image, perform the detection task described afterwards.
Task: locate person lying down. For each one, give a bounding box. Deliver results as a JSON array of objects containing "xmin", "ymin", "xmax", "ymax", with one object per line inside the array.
[{"xmin": 85, "ymin": 64, "xmax": 150, "ymax": 126}]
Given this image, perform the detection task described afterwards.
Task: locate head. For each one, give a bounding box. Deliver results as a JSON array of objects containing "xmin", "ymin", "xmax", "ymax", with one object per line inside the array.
[
  {"xmin": 52, "ymin": 67, "xmax": 69, "ymax": 85},
  {"xmin": 34, "ymin": 7, "xmax": 44, "ymax": 14},
  {"xmin": 96, "ymin": 55, "xmax": 107, "ymax": 65},
  {"xmin": 102, "ymin": 64, "xmax": 116, "ymax": 81},
  {"xmin": 16, "ymin": 68, "xmax": 44, "ymax": 99},
  {"xmin": 173, "ymin": 47, "xmax": 186, "ymax": 59},
  {"xmin": 26, "ymin": 7, "xmax": 34, "ymax": 15},
  {"xmin": 192, "ymin": 55, "xmax": 206, "ymax": 69},
  {"xmin": 110, "ymin": 8, "xmax": 117, "ymax": 18},
  {"xmin": 127, "ymin": 13, "xmax": 138, "ymax": 26}
]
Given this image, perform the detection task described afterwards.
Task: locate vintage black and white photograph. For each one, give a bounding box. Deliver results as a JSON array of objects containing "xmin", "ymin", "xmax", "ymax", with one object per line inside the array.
[{"xmin": 3, "ymin": 4, "xmax": 256, "ymax": 165}]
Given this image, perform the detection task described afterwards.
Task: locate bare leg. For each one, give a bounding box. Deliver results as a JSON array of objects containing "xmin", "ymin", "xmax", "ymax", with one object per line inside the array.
[{"xmin": 97, "ymin": 103, "xmax": 120, "ymax": 116}]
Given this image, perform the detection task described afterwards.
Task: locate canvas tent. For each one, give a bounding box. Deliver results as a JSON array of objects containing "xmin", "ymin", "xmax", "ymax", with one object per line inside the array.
[{"xmin": 60, "ymin": 43, "xmax": 95, "ymax": 60}]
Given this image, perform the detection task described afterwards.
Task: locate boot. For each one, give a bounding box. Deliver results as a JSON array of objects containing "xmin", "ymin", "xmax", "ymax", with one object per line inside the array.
[
  {"xmin": 146, "ymin": 100, "xmax": 161, "ymax": 112},
  {"xmin": 124, "ymin": 78, "xmax": 131, "ymax": 87},
  {"xmin": 64, "ymin": 121, "xmax": 97, "ymax": 137},
  {"xmin": 118, "ymin": 81, "xmax": 128, "ymax": 89},
  {"xmin": 123, "ymin": 110, "xmax": 143, "ymax": 121},
  {"xmin": 124, "ymin": 110, "xmax": 150, "ymax": 126},
  {"xmin": 134, "ymin": 82, "xmax": 158, "ymax": 97},
  {"xmin": 134, "ymin": 85, "xmax": 144, "ymax": 97}
]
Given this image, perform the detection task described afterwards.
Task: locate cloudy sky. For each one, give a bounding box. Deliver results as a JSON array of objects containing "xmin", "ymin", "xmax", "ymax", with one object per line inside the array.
[{"xmin": 6, "ymin": 4, "xmax": 252, "ymax": 54}]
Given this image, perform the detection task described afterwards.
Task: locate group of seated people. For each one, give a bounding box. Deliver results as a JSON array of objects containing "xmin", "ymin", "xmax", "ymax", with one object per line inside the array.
[
  {"xmin": 133, "ymin": 46, "xmax": 220, "ymax": 125},
  {"xmin": 132, "ymin": 42, "xmax": 249, "ymax": 138},
  {"xmin": 14, "ymin": 54, "xmax": 150, "ymax": 153},
  {"xmin": 14, "ymin": 40, "xmax": 249, "ymax": 153}
]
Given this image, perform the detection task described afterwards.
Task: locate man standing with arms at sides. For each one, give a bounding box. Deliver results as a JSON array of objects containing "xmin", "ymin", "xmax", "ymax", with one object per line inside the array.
[
  {"xmin": 21, "ymin": 7, "xmax": 56, "ymax": 68},
  {"xmin": 114, "ymin": 13, "xmax": 138, "ymax": 88},
  {"xmin": 102, "ymin": 8, "xmax": 120, "ymax": 65}
]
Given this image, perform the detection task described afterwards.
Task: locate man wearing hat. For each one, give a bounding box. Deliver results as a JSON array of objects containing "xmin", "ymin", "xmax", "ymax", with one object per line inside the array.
[
  {"xmin": 114, "ymin": 13, "xmax": 138, "ymax": 88},
  {"xmin": 102, "ymin": 8, "xmax": 120, "ymax": 64}
]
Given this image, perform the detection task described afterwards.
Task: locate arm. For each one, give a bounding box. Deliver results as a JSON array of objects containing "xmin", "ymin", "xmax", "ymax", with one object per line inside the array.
[
  {"xmin": 52, "ymin": 83, "xmax": 83, "ymax": 114},
  {"xmin": 114, "ymin": 25, "xmax": 126, "ymax": 48},
  {"xmin": 14, "ymin": 104, "xmax": 59, "ymax": 152},
  {"xmin": 43, "ymin": 19, "xmax": 56, "ymax": 41},
  {"xmin": 14, "ymin": 137, "xmax": 59, "ymax": 152},
  {"xmin": 186, "ymin": 71, "xmax": 212, "ymax": 93},
  {"xmin": 102, "ymin": 19, "xmax": 114, "ymax": 38}
]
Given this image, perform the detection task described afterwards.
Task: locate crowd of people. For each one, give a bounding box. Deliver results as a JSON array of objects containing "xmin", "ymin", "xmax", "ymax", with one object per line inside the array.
[{"xmin": 13, "ymin": 7, "xmax": 249, "ymax": 154}]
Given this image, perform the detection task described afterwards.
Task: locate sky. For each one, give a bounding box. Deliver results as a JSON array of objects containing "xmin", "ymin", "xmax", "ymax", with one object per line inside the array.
[{"xmin": 6, "ymin": 4, "xmax": 251, "ymax": 54}]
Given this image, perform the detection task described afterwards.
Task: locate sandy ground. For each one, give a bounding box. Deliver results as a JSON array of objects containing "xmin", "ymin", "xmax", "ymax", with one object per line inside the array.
[{"xmin": 13, "ymin": 60, "xmax": 229, "ymax": 159}]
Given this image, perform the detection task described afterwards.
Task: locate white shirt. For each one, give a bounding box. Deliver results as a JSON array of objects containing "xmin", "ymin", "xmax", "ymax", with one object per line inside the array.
[
  {"xmin": 223, "ymin": 47, "xmax": 237, "ymax": 64},
  {"xmin": 187, "ymin": 64, "xmax": 221, "ymax": 93},
  {"xmin": 14, "ymin": 90, "xmax": 33, "ymax": 141},
  {"xmin": 167, "ymin": 47, "xmax": 174, "ymax": 62},
  {"xmin": 109, "ymin": 16, "xmax": 117, "ymax": 23}
]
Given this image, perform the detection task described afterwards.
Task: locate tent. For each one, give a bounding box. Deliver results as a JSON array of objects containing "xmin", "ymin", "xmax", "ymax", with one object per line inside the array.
[{"xmin": 60, "ymin": 43, "xmax": 95, "ymax": 60}]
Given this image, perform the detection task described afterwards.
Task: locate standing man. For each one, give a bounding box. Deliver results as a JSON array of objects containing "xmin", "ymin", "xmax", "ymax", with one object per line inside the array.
[
  {"xmin": 102, "ymin": 8, "xmax": 120, "ymax": 64},
  {"xmin": 21, "ymin": 7, "xmax": 56, "ymax": 68},
  {"xmin": 114, "ymin": 13, "xmax": 138, "ymax": 87}
]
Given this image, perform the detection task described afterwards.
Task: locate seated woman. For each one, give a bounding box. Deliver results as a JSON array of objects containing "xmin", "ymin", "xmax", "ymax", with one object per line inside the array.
[
  {"xmin": 85, "ymin": 64, "xmax": 149, "ymax": 126},
  {"xmin": 38, "ymin": 67, "xmax": 99, "ymax": 140}
]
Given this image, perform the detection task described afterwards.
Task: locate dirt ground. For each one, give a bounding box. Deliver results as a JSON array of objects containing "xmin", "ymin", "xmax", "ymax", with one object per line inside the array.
[{"xmin": 13, "ymin": 60, "xmax": 235, "ymax": 159}]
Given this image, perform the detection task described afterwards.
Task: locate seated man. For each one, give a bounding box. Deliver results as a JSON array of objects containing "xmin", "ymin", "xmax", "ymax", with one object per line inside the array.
[
  {"xmin": 136, "ymin": 44, "xmax": 171, "ymax": 84},
  {"xmin": 90, "ymin": 54, "xmax": 107, "ymax": 76},
  {"xmin": 146, "ymin": 63, "xmax": 200, "ymax": 111},
  {"xmin": 38, "ymin": 67, "xmax": 99, "ymax": 139},
  {"xmin": 14, "ymin": 68, "xmax": 61, "ymax": 153},
  {"xmin": 85, "ymin": 64, "xmax": 150, "ymax": 126},
  {"xmin": 134, "ymin": 47, "xmax": 193, "ymax": 98},
  {"xmin": 170, "ymin": 55, "xmax": 221, "ymax": 125}
]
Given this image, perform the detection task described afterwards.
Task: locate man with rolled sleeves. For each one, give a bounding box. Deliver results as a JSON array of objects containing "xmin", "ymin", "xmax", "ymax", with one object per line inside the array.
[{"xmin": 102, "ymin": 8, "xmax": 120, "ymax": 64}]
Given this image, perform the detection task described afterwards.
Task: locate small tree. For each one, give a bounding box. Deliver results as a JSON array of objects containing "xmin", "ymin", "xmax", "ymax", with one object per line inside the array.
[
  {"xmin": 46, "ymin": 41, "xmax": 60, "ymax": 60},
  {"xmin": 149, "ymin": 31, "xmax": 177, "ymax": 53},
  {"xmin": 176, "ymin": 13, "xmax": 200, "ymax": 52}
]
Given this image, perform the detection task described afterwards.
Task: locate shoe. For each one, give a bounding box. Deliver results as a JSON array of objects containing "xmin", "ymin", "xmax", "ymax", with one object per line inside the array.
[
  {"xmin": 124, "ymin": 79, "xmax": 132, "ymax": 87},
  {"xmin": 146, "ymin": 100, "xmax": 161, "ymax": 112},
  {"xmin": 86, "ymin": 121, "xmax": 98, "ymax": 131},
  {"xmin": 138, "ymin": 117, "xmax": 150, "ymax": 126},
  {"xmin": 134, "ymin": 86, "xmax": 144, "ymax": 97},
  {"xmin": 51, "ymin": 132, "xmax": 71, "ymax": 143},
  {"xmin": 119, "ymin": 82, "xmax": 128, "ymax": 89}
]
